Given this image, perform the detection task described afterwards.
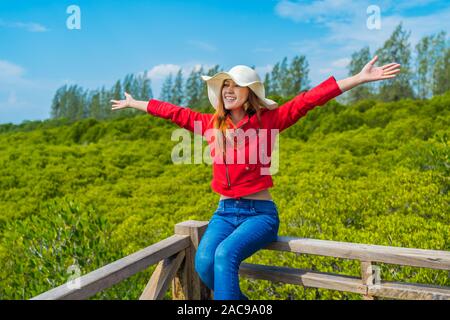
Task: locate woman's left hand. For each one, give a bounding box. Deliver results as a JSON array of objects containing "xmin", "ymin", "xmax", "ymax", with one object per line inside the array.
[{"xmin": 357, "ymin": 55, "xmax": 401, "ymax": 83}]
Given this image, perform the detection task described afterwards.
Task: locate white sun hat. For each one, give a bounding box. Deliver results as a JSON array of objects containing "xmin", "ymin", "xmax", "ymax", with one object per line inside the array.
[{"xmin": 201, "ymin": 65, "xmax": 278, "ymax": 110}]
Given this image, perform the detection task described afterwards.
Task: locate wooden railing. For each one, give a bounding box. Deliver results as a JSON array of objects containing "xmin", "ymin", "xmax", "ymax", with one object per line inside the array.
[{"xmin": 31, "ymin": 220, "xmax": 450, "ymax": 300}]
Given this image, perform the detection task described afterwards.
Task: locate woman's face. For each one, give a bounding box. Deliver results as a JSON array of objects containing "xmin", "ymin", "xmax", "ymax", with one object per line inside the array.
[{"xmin": 222, "ymin": 79, "xmax": 249, "ymax": 110}]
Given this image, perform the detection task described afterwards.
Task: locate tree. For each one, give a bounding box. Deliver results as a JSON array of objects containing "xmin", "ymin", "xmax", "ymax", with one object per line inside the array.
[
  {"xmin": 59, "ymin": 85, "xmax": 86, "ymax": 122},
  {"xmin": 139, "ymin": 71, "xmax": 153, "ymax": 101},
  {"xmin": 433, "ymin": 47, "xmax": 450, "ymax": 95},
  {"xmin": 347, "ymin": 46, "xmax": 374, "ymax": 103},
  {"xmin": 431, "ymin": 31, "xmax": 449, "ymax": 96},
  {"xmin": 122, "ymin": 74, "xmax": 133, "ymax": 96},
  {"xmin": 159, "ymin": 73, "xmax": 174, "ymax": 102},
  {"xmin": 414, "ymin": 36, "xmax": 431, "ymax": 99},
  {"xmin": 289, "ymin": 55, "xmax": 310, "ymax": 95},
  {"xmin": 88, "ymin": 91, "xmax": 103, "ymax": 119},
  {"xmin": 185, "ymin": 68, "xmax": 201, "ymax": 107},
  {"xmin": 279, "ymin": 57, "xmax": 292, "ymax": 97},
  {"xmin": 195, "ymin": 65, "xmax": 206, "ymax": 106},
  {"xmin": 264, "ymin": 73, "xmax": 272, "ymax": 96},
  {"xmin": 375, "ymin": 23, "xmax": 414, "ymax": 101},
  {"xmin": 50, "ymin": 85, "xmax": 67, "ymax": 119},
  {"xmin": 112, "ymin": 80, "xmax": 122, "ymax": 100},
  {"xmin": 197, "ymin": 64, "xmax": 221, "ymax": 109},
  {"xmin": 269, "ymin": 62, "xmax": 281, "ymax": 96},
  {"xmin": 171, "ymin": 69, "xmax": 184, "ymax": 105}
]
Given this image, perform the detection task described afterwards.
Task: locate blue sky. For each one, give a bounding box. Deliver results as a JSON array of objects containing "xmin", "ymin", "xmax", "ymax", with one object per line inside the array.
[{"xmin": 0, "ymin": 0, "xmax": 449, "ymax": 124}]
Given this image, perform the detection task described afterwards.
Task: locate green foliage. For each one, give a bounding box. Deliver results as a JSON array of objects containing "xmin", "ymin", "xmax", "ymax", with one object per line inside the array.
[
  {"xmin": 347, "ymin": 46, "xmax": 376, "ymax": 103},
  {"xmin": 0, "ymin": 196, "xmax": 116, "ymax": 299},
  {"xmin": 0, "ymin": 91, "xmax": 449, "ymax": 300}
]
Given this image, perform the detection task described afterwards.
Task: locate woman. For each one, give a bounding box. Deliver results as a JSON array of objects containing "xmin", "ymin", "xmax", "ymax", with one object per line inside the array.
[{"xmin": 111, "ymin": 55, "xmax": 400, "ymax": 300}]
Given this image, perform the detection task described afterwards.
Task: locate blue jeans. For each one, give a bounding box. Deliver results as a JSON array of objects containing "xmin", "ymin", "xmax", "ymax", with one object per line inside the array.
[{"xmin": 194, "ymin": 198, "xmax": 280, "ymax": 300}]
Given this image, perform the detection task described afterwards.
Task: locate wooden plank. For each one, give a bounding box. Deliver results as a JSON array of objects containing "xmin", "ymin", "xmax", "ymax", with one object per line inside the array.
[
  {"xmin": 139, "ymin": 250, "xmax": 185, "ymax": 300},
  {"xmin": 264, "ymin": 236, "xmax": 450, "ymax": 270},
  {"xmin": 31, "ymin": 234, "xmax": 190, "ymax": 300},
  {"xmin": 239, "ymin": 263, "xmax": 367, "ymax": 294},
  {"xmin": 172, "ymin": 220, "xmax": 212, "ymax": 300},
  {"xmin": 360, "ymin": 261, "xmax": 376, "ymax": 300},
  {"xmin": 369, "ymin": 281, "xmax": 450, "ymax": 300}
]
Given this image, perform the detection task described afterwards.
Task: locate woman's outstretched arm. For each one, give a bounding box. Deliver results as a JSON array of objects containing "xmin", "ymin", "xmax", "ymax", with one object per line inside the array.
[
  {"xmin": 337, "ymin": 55, "xmax": 401, "ymax": 92},
  {"xmin": 267, "ymin": 55, "xmax": 401, "ymax": 133},
  {"xmin": 111, "ymin": 93, "xmax": 213, "ymax": 135},
  {"xmin": 111, "ymin": 92, "xmax": 147, "ymax": 112}
]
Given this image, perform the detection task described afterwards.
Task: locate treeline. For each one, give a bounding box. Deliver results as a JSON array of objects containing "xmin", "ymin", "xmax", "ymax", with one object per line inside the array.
[
  {"xmin": 48, "ymin": 57, "xmax": 311, "ymax": 124},
  {"xmin": 48, "ymin": 23, "xmax": 449, "ymax": 123},
  {"xmin": 50, "ymin": 72, "xmax": 154, "ymax": 121},
  {"xmin": 347, "ymin": 23, "xmax": 449, "ymax": 103}
]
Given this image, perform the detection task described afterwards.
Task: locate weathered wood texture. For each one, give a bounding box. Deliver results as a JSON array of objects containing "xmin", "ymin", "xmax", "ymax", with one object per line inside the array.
[
  {"xmin": 31, "ymin": 220, "xmax": 450, "ymax": 300},
  {"xmin": 31, "ymin": 234, "xmax": 190, "ymax": 300},
  {"xmin": 139, "ymin": 250, "xmax": 185, "ymax": 300},
  {"xmin": 239, "ymin": 263, "xmax": 450, "ymax": 300},
  {"xmin": 264, "ymin": 236, "xmax": 450, "ymax": 270},
  {"xmin": 172, "ymin": 220, "xmax": 212, "ymax": 300}
]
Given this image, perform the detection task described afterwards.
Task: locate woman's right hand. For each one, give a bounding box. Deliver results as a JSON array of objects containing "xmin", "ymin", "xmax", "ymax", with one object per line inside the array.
[{"xmin": 111, "ymin": 92, "xmax": 135, "ymax": 111}]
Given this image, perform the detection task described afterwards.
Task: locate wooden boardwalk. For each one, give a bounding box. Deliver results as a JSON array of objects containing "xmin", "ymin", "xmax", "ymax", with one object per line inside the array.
[{"xmin": 32, "ymin": 220, "xmax": 450, "ymax": 300}]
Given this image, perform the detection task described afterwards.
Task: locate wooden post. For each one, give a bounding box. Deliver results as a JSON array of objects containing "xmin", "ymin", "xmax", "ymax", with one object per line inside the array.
[
  {"xmin": 360, "ymin": 261, "xmax": 377, "ymax": 300},
  {"xmin": 139, "ymin": 250, "xmax": 186, "ymax": 300},
  {"xmin": 172, "ymin": 220, "xmax": 212, "ymax": 300}
]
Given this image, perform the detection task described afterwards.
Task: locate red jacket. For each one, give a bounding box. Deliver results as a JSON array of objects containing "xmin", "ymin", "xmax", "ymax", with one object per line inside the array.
[{"xmin": 147, "ymin": 75, "xmax": 342, "ymax": 198}]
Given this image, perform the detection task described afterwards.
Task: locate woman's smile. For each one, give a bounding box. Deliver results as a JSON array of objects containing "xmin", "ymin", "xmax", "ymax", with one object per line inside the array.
[{"xmin": 222, "ymin": 79, "xmax": 249, "ymax": 109}]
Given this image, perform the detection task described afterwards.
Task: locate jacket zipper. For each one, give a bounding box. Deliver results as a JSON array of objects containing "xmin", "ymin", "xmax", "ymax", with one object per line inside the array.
[
  {"xmin": 222, "ymin": 114, "xmax": 260, "ymax": 189},
  {"xmin": 223, "ymin": 136, "xmax": 231, "ymax": 188},
  {"xmin": 225, "ymin": 162, "xmax": 231, "ymax": 187}
]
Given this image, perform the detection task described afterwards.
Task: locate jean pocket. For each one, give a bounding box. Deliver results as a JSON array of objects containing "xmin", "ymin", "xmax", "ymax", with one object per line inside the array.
[
  {"xmin": 251, "ymin": 207, "xmax": 279, "ymax": 226},
  {"xmin": 214, "ymin": 208, "xmax": 225, "ymax": 215},
  {"xmin": 251, "ymin": 206, "xmax": 278, "ymax": 217}
]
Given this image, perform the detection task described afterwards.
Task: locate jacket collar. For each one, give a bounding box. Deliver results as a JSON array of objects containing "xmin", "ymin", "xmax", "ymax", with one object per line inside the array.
[{"xmin": 225, "ymin": 113, "xmax": 250, "ymax": 129}]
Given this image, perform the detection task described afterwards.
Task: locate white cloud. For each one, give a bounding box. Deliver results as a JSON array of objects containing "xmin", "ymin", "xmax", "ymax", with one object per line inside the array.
[
  {"xmin": 146, "ymin": 64, "xmax": 181, "ymax": 79},
  {"xmin": 191, "ymin": 64, "xmax": 204, "ymax": 72},
  {"xmin": 323, "ymin": 8, "xmax": 450, "ymax": 52},
  {"xmin": 255, "ymin": 64, "xmax": 273, "ymax": 77},
  {"xmin": 0, "ymin": 59, "xmax": 51, "ymax": 93},
  {"xmin": 331, "ymin": 58, "xmax": 351, "ymax": 68},
  {"xmin": 276, "ymin": 0, "xmax": 450, "ymax": 49},
  {"xmin": 276, "ymin": 0, "xmax": 450, "ymax": 84},
  {"xmin": 319, "ymin": 68, "xmax": 333, "ymax": 74},
  {"xmin": 145, "ymin": 62, "xmax": 218, "ymax": 80},
  {"xmin": 275, "ymin": 0, "xmax": 359, "ymax": 23},
  {"xmin": 0, "ymin": 60, "xmax": 25, "ymax": 78},
  {"xmin": 315, "ymin": 58, "xmax": 350, "ymax": 77},
  {"xmin": 0, "ymin": 91, "xmax": 27, "ymax": 113},
  {"xmin": 392, "ymin": 0, "xmax": 442, "ymax": 11},
  {"xmin": 143, "ymin": 62, "xmax": 216, "ymax": 99},
  {"xmin": 0, "ymin": 60, "xmax": 35, "ymax": 87},
  {"xmin": 0, "ymin": 19, "xmax": 48, "ymax": 32}
]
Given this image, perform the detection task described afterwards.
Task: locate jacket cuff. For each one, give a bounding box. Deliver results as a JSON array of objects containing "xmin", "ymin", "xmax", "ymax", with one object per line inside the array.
[
  {"xmin": 147, "ymin": 99, "xmax": 161, "ymax": 115},
  {"xmin": 315, "ymin": 75, "xmax": 343, "ymax": 105}
]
